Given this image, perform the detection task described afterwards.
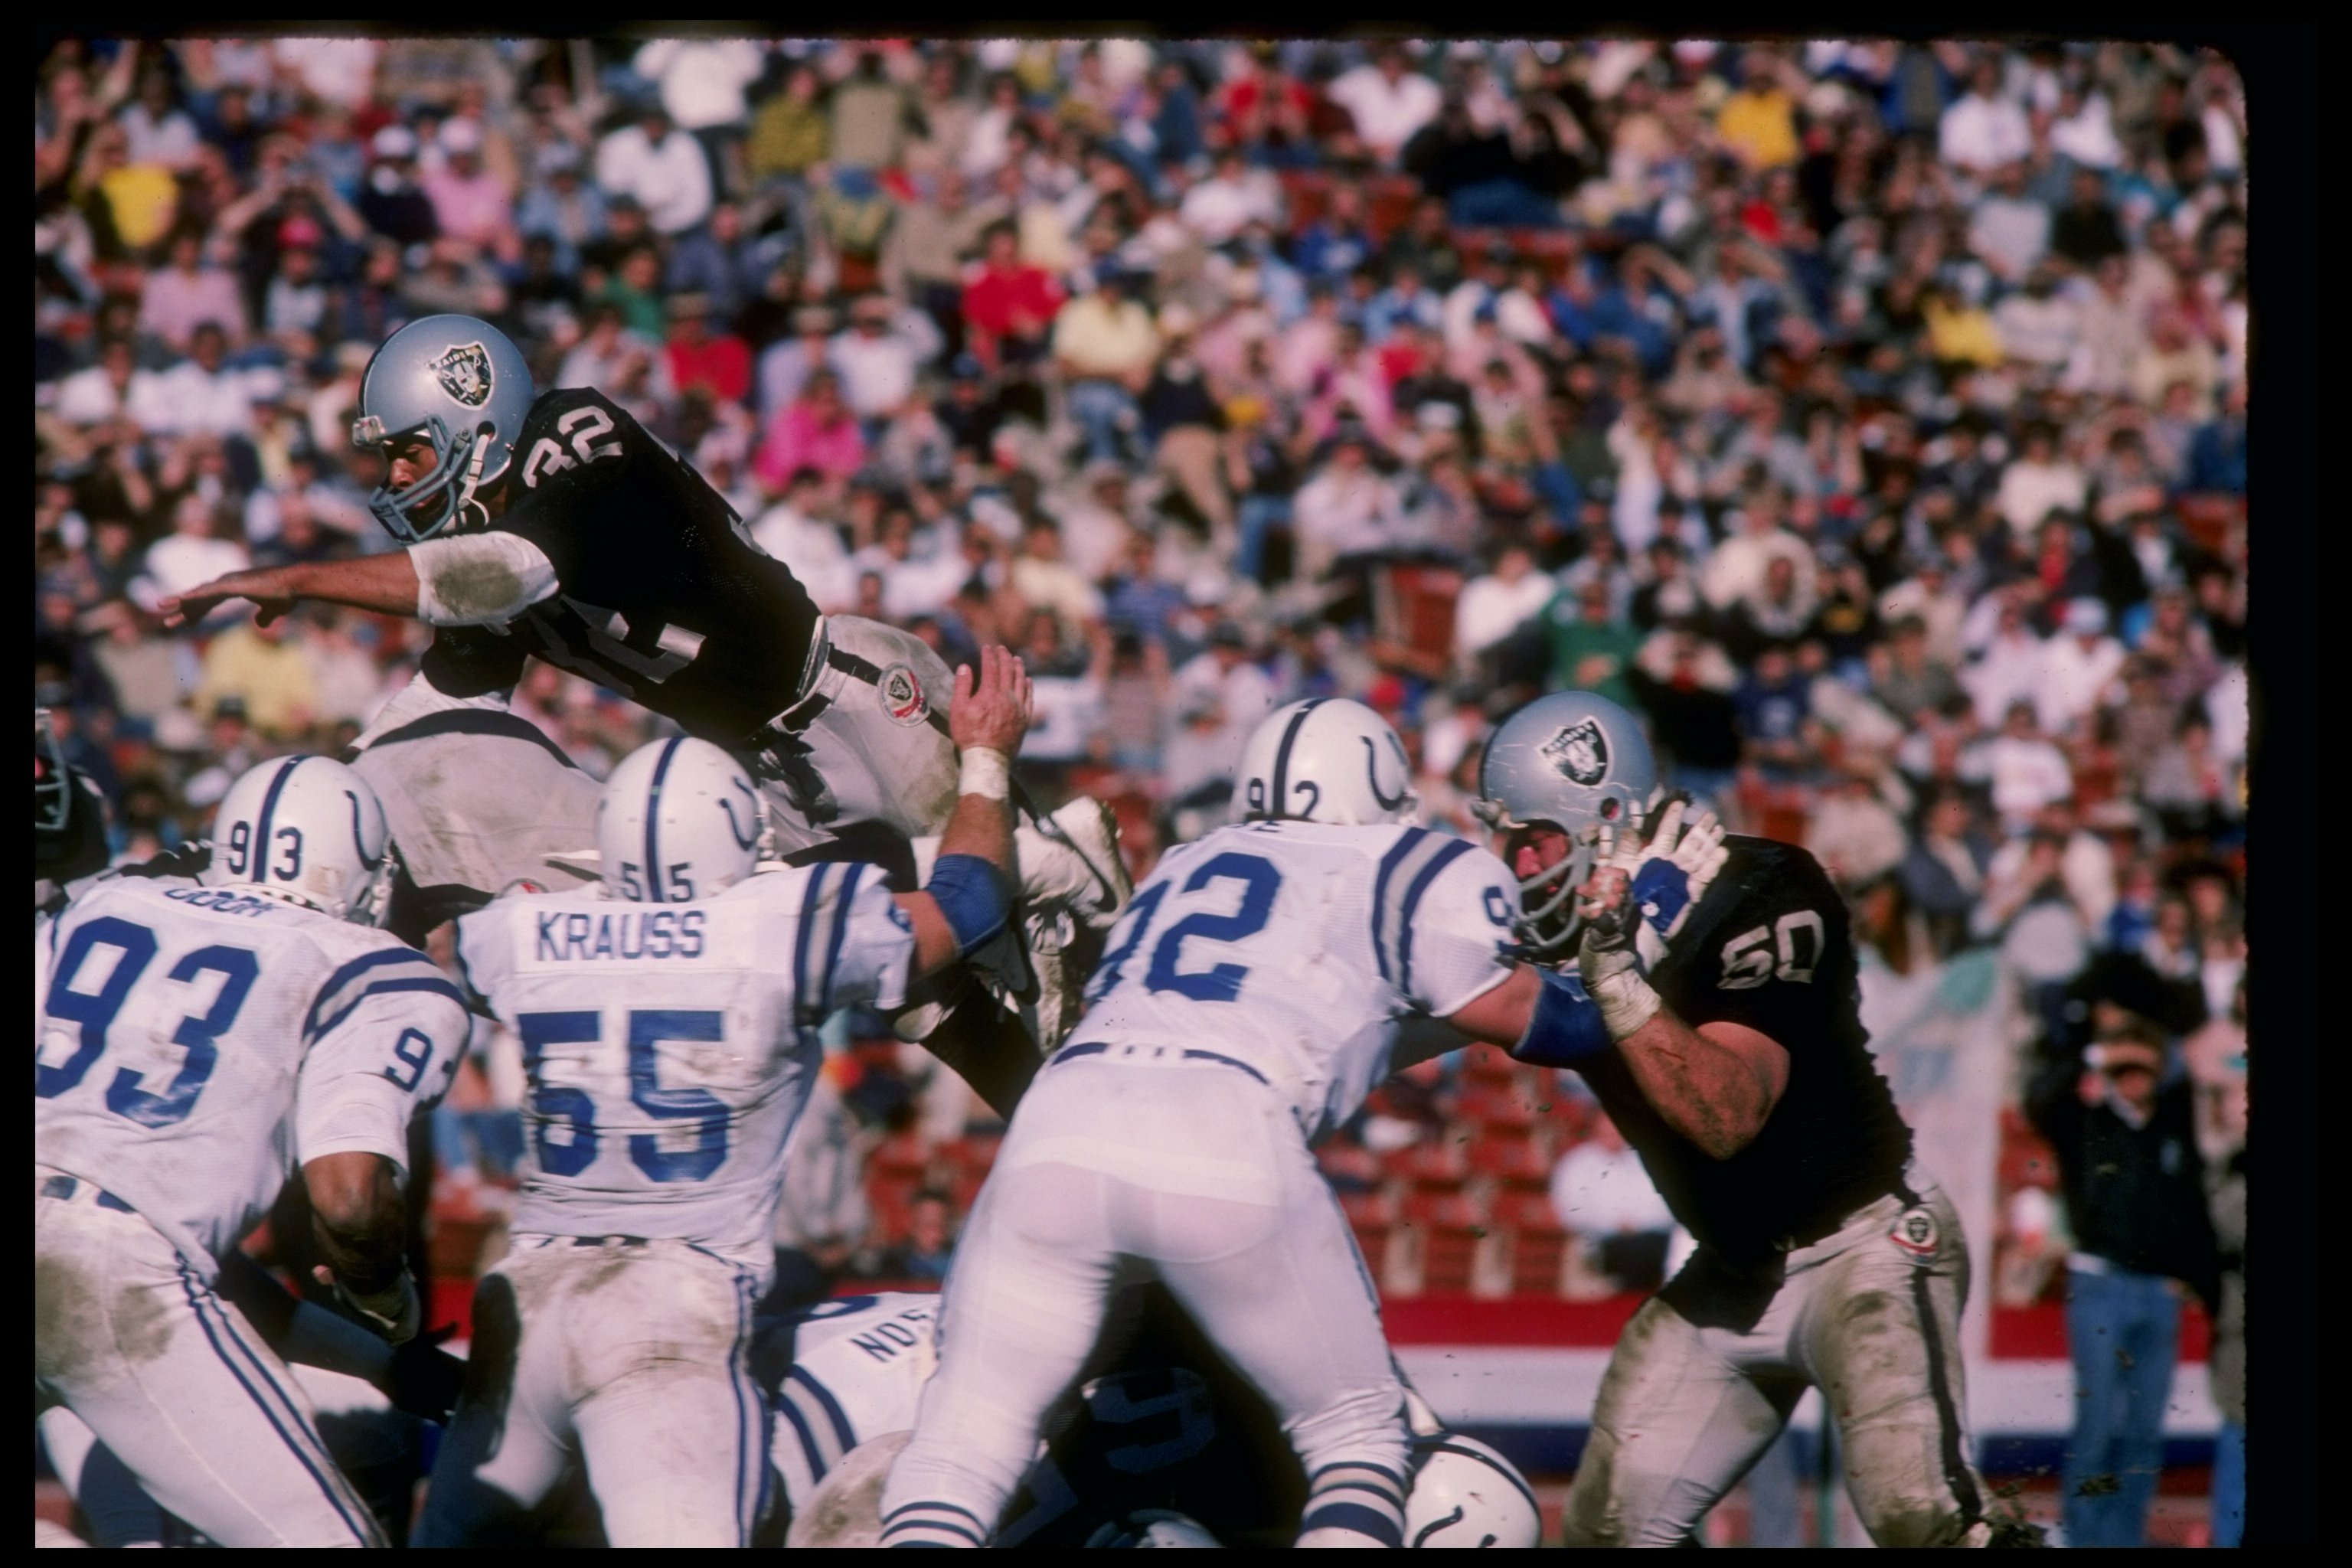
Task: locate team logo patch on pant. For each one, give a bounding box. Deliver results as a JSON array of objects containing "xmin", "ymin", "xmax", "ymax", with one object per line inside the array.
[
  {"xmin": 878, "ymin": 663, "xmax": 929, "ymax": 727},
  {"xmin": 1890, "ymin": 1205, "xmax": 1939, "ymax": 1261}
]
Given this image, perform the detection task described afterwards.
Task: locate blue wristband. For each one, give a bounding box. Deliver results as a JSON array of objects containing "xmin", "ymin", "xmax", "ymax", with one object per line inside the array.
[
  {"xmin": 926, "ymin": 854, "xmax": 1010, "ymax": 959},
  {"xmin": 1511, "ymin": 968, "xmax": 1616, "ymax": 1067},
  {"xmin": 1630, "ymin": 857, "xmax": 1691, "ymax": 934}
]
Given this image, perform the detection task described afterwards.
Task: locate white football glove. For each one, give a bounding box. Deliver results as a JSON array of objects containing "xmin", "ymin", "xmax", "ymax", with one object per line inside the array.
[
  {"xmin": 1617, "ymin": 800, "xmax": 1728, "ymax": 970},
  {"xmin": 1575, "ymin": 825, "xmax": 1662, "ymax": 1039}
]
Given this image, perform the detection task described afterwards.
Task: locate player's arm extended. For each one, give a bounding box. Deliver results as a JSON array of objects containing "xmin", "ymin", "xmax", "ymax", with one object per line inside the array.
[
  {"xmin": 893, "ymin": 645, "xmax": 1034, "ymax": 976},
  {"xmin": 1442, "ymin": 962, "xmax": 1788, "ymax": 1161},
  {"xmin": 160, "ymin": 533, "xmax": 564, "ymax": 631}
]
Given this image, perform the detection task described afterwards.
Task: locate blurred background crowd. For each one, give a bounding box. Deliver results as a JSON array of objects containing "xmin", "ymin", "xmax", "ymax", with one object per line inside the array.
[{"xmin": 34, "ymin": 34, "xmax": 2250, "ymax": 1540}]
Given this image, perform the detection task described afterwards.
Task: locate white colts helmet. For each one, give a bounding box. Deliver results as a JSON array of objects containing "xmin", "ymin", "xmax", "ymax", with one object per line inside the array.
[
  {"xmin": 596, "ymin": 736, "xmax": 769, "ymax": 903},
  {"xmin": 1405, "ymin": 1433, "xmax": 1542, "ymax": 1549},
  {"xmin": 202, "ymin": 756, "xmax": 395, "ymax": 926},
  {"xmin": 1234, "ymin": 698, "xmax": 1419, "ymax": 826}
]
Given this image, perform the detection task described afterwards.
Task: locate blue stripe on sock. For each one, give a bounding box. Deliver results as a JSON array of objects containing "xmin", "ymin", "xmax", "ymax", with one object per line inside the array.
[{"xmin": 1302, "ymin": 1500, "xmax": 1404, "ymax": 1546}]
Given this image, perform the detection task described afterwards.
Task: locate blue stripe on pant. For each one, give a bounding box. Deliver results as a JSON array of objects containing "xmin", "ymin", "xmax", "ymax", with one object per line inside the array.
[{"xmin": 175, "ymin": 1260, "xmax": 374, "ymax": 1544}]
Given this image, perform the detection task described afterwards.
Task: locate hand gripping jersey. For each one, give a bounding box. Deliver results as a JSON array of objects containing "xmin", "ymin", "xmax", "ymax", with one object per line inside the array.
[
  {"xmin": 1589, "ymin": 835, "xmax": 1915, "ymax": 1261},
  {"xmin": 1073, "ymin": 821, "xmax": 1521, "ymax": 1142},
  {"xmin": 418, "ymin": 387, "xmax": 824, "ymax": 743},
  {"xmin": 452, "ymin": 861, "xmax": 913, "ymax": 1261},
  {"xmin": 34, "ymin": 879, "xmax": 469, "ymax": 1280}
]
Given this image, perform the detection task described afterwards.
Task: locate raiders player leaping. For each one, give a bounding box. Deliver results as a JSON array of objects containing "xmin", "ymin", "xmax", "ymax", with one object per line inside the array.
[
  {"xmin": 1474, "ymin": 691, "xmax": 2040, "ymax": 1547},
  {"xmin": 159, "ymin": 315, "xmax": 1127, "ymax": 1099}
]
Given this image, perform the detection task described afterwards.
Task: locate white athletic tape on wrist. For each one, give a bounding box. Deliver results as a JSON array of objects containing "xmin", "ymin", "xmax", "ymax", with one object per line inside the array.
[
  {"xmin": 959, "ymin": 747, "xmax": 1011, "ymax": 801},
  {"xmin": 1586, "ymin": 952, "xmax": 1663, "ymax": 1039}
]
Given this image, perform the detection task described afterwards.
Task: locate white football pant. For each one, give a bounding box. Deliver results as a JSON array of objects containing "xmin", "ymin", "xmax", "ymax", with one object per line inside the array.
[
  {"xmin": 413, "ymin": 1235, "xmax": 767, "ymax": 1547},
  {"xmin": 880, "ymin": 1050, "xmax": 1410, "ymax": 1547},
  {"xmin": 33, "ymin": 1177, "xmax": 381, "ymax": 1547}
]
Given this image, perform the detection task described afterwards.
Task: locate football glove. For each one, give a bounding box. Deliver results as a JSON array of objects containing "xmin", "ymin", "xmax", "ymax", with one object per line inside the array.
[
  {"xmin": 1613, "ymin": 800, "xmax": 1728, "ymax": 969},
  {"xmin": 1577, "ymin": 825, "xmax": 1663, "ymax": 1039}
]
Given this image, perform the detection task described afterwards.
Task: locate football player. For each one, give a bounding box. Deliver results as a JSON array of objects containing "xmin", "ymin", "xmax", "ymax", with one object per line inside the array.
[
  {"xmin": 153, "ymin": 314, "xmax": 1125, "ymax": 1082},
  {"xmin": 413, "ymin": 647, "xmax": 1032, "ymax": 1547},
  {"xmin": 877, "ymin": 697, "xmax": 1625, "ymax": 1548},
  {"xmin": 772, "ymin": 1285, "xmax": 1540, "ymax": 1549},
  {"xmin": 36, "ymin": 756, "xmax": 469, "ymax": 1547},
  {"xmin": 1473, "ymin": 691, "xmax": 2037, "ymax": 1547}
]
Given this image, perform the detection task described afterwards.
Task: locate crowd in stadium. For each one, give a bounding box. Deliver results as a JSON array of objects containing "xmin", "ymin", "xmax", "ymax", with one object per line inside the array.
[{"xmin": 35, "ymin": 34, "xmax": 2249, "ymax": 1542}]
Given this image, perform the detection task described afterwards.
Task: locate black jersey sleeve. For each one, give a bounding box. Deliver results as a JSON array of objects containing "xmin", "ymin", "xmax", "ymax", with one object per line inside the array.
[{"xmin": 417, "ymin": 624, "xmax": 529, "ymax": 701}]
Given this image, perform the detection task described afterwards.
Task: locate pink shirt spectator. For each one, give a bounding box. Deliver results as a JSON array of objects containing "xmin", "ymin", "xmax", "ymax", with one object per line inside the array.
[
  {"xmin": 423, "ymin": 166, "xmax": 516, "ymax": 253},
  {"xmin": 140, "ymin": 263, "xmax": 248, "ymax": 351},
  {"xmin": 754, "ymin": 400, "xmax": 867, "ymax": 491}
]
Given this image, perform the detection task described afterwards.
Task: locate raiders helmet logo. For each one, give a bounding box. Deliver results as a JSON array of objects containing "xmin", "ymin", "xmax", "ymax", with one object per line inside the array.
[
  {"xmin": 430, "ymin": 341, "xmax": 495, "ymax": 408},
  {"xmin": 1890, "ymin": 1205, "xmax": 1939, "ymax": 1260},
  {"xmin": 878, "ymin": 663, "xmax": 930, "ymax": 727},
  {"xmin": 1540, "ymin": 717, "xmax": 1610, "ymax": 786}
]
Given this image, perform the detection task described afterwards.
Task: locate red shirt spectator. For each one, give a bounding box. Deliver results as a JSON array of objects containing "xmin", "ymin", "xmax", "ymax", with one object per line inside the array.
[
  {"xmin": 959, "ymin": 225, "xmax": 1064, "ymax": 372},
  {"xmin": 664, "ymin": 298, "xmax": 752, "ymax": 406}
]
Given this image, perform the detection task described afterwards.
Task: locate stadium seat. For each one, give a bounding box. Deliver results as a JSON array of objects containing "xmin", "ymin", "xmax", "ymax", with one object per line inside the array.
[
  {"xmin": 1493, "ymin": 1188, "xmax": 1570, "ymax": 1297},
  {"xmin": 1403, "ymin": 1192, "xmax": 1485, "ymax": 1294}
]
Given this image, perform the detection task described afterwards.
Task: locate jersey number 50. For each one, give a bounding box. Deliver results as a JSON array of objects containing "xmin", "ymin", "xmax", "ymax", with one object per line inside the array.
[{"xmin": 1717, "ymin": 910, "xmax": 1824, "ymax": 990}]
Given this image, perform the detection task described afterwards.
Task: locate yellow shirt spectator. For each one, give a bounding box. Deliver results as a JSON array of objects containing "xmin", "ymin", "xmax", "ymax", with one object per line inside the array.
[
  {"xmin": 1716, "ymin": 87, "xmax": 1800, "ymax": 171},
  {"xmin": 195, "ymin": 623, "xmax": 319, "ymax": 739},
  {"xmin": 99, "ymin": 163, "xmax": 181, "ymax": 253},
  {"xmin": 1923, "ymin": 296, "xmax": 2007, "ymax": 368},
  {"xmin": 1053, "ymin": 292, "xmax": 1161, "ymax": 383}
]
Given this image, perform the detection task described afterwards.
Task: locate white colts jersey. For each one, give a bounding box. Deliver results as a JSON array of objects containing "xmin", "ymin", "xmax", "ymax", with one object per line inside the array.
[
  {"xmin": 1073, "ymin": 822, "xmax": 1520, "ymax": 1140},
  {"xmin": 453, "ymin": 861, "xmax": 913, "ymax": 1261},
  {"xmin": 34, "ymin": 879, "xmax": 469, "ymax": 1280},
  {"xmin": 769, "ymin": 1292, "xmax": 940, "ymax": 1510}
]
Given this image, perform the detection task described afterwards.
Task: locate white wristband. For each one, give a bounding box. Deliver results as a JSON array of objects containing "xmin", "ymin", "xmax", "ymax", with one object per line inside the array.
[{"xmin": 959, "ymin": 747, "xmax": 1011, "ymax": 802}]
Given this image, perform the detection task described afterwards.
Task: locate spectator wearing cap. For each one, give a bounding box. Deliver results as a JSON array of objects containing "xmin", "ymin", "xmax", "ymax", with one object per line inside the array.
[
  {"xmin": 1053, "ymin": 266, "xmax": 1161, "ymax": 466},
  {"xmin": 595, "ymin": 102, "xmax": 713, "ymax": 238},
  {"xmin": 755, "ymin": 302, "xmax": 840, "ymax": 425},
  {"xmin": 1325, "ymin": 43, "xmax": 1442, "ymax": 168},
  {"xmin": 2036, "ymin": 596, "xmax": 2127, "ymax": 738},
  {"xmin": 1288, "ymin": 427, "xmax": 1403, "ymax": 584},
  {"xmin": 138, "ymin": 230, "xmax": 248, "ymax": 354},
  {"xmin": 422, "ymin": 116, "xmax": 519, "ymax": 263},
  {"xmin": 1363, "ymin": 260, "xmax": 1446, "ymax": 346},
  {"xmin": 357, "ymin": 124, "xmax": 439, "ymax": 249},
  {"xmin": 2027, "ymin": 1016, "xmax": 2219, "ymax": 1550}
]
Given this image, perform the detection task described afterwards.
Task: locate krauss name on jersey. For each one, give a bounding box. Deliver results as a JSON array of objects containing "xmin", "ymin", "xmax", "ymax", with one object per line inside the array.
[{"xmin": 533, "ymin": 906, "xmax": 707, "ymax": 962}]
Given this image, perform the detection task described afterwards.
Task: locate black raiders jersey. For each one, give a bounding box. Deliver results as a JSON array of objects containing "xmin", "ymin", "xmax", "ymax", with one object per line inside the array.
[
  {"xmin": 1583, "ymin": 835, "xmax": 1914, "ymax": 1263},
  {"xmin": 418, "ymin": 387, "xmax": 822, "ymax": 742}
]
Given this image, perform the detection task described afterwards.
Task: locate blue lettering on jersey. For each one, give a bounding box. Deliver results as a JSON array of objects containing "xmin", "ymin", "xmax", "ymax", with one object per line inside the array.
[
  {"xmin": 849, "ymin": 1320, "xmax": 925, "ymax": 1361},
  {"xmin": 533, "ymin": 908, "xmax": 710, "ymax": 961},
  {"xmin": 161, "ymin": 887, "xmax": 276, "ymax": 918}
]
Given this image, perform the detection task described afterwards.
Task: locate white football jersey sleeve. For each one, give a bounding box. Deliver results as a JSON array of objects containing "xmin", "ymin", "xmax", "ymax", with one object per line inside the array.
[
  {"xmin": 1071, "ymin": 822, "xmax": 1518, "ymax": 1139},
  {"xmin": 453, "ymin": 860, "xmax": 913, "ymax": 1261},
  {"xmin": 34, "ymin": 880, "xmax": 470, "ymax": 1281}
]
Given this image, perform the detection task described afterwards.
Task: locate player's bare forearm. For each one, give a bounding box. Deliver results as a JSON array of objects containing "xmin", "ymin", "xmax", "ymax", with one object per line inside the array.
[
  {"xmin": 1612, "ymin": 1011, "xmax": 1786, "ymax": 1161},
  {"xmin": 158, "ymin": 552, "xmax": 423, "ymax": 629},
  {"xmin": 302, "ymin": 1150, "xmax": 409, "ymax": 1296}
]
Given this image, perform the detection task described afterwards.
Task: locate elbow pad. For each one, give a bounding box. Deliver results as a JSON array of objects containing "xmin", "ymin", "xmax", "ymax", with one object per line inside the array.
[
  {"xmin": 1511, "ymin": 968, "xmax": 1615, "ymax": 1068},
  {"xmin": 926, "ymin": 853, "xmax": 1011, "ymax": 959}
]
